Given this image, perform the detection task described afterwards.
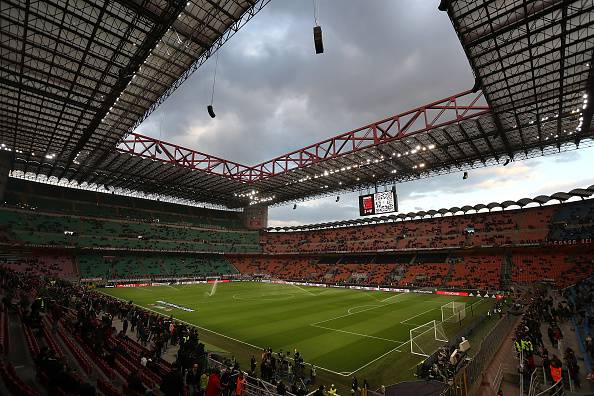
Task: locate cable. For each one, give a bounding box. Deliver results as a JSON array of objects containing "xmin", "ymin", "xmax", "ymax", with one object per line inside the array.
[
  {"xmin": 312, "ymin": 0, "xmax": 319, "ymax": 26},
  {"xmin": 210, "ymin": 50, "xmax": 220, "ymax": 106}
]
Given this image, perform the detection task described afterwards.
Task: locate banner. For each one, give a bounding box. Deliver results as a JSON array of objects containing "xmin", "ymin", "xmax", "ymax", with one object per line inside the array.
[
  {"xmin": 115, "ymin": 283, "xmax": 150, "ymax": 288},
  {"xmin": 436, "ymin": 290, "xmax": 469, "ymax": 297}
]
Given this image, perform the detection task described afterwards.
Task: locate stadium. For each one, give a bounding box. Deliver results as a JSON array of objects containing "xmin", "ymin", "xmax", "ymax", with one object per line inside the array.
[{"xmin": 0, "ymin": 1, "xmax": 593, "ymax": 396}]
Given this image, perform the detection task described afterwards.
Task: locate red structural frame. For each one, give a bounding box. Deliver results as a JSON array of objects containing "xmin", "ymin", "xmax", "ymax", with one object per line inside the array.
[{"xmin": 117, "ymin": 90, "xmax": 490, "ymax": 183}]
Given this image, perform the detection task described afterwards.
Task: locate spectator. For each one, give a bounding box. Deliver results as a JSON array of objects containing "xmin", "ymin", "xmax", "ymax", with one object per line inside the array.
[{"xmin": 206, "ymin": 369, "xmax": 222, "ymax": 396}]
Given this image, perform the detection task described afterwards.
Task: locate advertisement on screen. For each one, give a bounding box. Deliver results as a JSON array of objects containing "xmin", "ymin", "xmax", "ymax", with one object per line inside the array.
[{"xmin": 359, "ymin": 190, "xmax": 398, "ymax": 216}]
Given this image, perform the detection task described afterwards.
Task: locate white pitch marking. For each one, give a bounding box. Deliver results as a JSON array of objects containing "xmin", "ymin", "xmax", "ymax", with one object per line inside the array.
[
  {"xmin": 311, "ymin": 298, "xmax": 401, "ymax": 326},
  {"xmin": 347, "ymin": 305, "xmax": 381, "ymax": 314},
  {"xmin": 347, "ymin": 342, "xmax": 408, "ymax": 376},
  {"xmin": 101, "ymin": 292, "xmax": 349, "ymax": 377},
  {"xmin": 310, "ymin": 323, "xmax": 404, "ymax": 344},
  {"xmin": 399, "ymin": 307, "xmax": 438, "ymax": 324},
  {"xmin": 380, "ymin": 293, "xmax": 404, "ymax": 303},
  {"xmin": 400, "ymin": 298, "xmax": 486, "ymax": 324},
  {"xmin": 290, "ymin": 283, "xmax": 317, "ymax": 296}
]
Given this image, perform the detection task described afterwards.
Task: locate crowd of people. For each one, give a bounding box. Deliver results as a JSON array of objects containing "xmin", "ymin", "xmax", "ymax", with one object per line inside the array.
[
  {"xmin": 512, "ymin": 282, "xmax": 594, "ymax": 392},
  {"xmin": 1, "ymin": 267, "xmax": 380, "ymax": 396}
]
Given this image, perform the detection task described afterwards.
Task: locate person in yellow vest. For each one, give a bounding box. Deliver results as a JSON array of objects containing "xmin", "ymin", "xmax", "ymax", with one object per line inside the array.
[
  {"xmin": 327, "ymin": 384, "xmax": 338, "ymax": 396},
  {"xmin": 361, "ymin": 379, "xmax": 369, "ymax": 396}
]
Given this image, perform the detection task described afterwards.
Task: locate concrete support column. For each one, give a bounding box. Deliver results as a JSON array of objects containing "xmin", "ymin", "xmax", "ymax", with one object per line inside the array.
[
  {"xmin": 0, "ymin": 151, "xmax": 13, "ymax": 202},
  {"xmin": 241, "ymin": 205, "xmax": 268, "ymax": 229}
]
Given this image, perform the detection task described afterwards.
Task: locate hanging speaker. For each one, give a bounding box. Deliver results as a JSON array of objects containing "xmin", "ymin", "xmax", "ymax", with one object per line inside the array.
[
  {"xmin": 207, "ymin": 105, "xmax": 216, "ymax": 118},
  {"xmin": 313, "ymin": 25, "xmax": 324, "ymax": 54}
]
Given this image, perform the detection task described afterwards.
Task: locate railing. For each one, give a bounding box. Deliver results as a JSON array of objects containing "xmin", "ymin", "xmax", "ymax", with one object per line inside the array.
[
  {"xmin": 207, "ymin": 356, "xmax": 298, "ymax": 396},
  {"xmin": 527, "ymin": 368, "xmax": 541, "ymax": 396},
  {"xmin": 491, "ymin": 364, "xmax": 503, "ymax": 396},
  {"xmin": 534, "ymin": 380, "xmax": 564, "ymax": 396},
  {"xmin": 447, "ymin": 314, "xmax": 519, "ymax": 396}
]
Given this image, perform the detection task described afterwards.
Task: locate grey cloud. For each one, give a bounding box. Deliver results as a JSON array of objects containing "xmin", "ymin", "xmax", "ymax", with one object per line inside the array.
[{"xmin": 136, "ymin": 0, "xmax": 472, "ymax": 164}]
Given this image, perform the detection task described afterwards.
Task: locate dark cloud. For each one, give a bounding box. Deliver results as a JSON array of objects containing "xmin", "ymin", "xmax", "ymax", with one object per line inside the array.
[
  {"xmin": 136, "ymin": 0, "xmax": 472, "ymax": 164},
  {"xmin": 135, "ymin": 1, "xmax": 593, "ymax": 225}
]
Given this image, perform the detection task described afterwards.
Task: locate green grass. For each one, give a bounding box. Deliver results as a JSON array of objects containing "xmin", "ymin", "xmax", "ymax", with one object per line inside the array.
[{"xmin": 100, "ymin": 282, "xmax": 495, "ymax": 391}]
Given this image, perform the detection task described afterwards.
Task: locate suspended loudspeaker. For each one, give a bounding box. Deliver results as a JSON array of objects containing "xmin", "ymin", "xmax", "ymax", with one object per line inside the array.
[
  {"xmin": 313, "ymin": 26, "xmax": 324, "ymax": 54},
  {"xmin": 463, "ymin": 171, "xmax": 469, "ymax": 180},
  {"xmin": 207, "ymin": 105, "xmax": 216, "ymax": 118}
]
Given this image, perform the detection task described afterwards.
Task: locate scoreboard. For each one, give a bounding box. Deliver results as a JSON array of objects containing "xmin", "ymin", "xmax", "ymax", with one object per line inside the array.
[{"xmin": 358, "ymin": 190, "xmax": 398, "ymax": 216}]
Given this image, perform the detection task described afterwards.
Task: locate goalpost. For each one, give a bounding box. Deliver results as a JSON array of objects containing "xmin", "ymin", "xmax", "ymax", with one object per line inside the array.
[
  {"xmin": 410, "ymin": 320, "xmax": 448, "ymax": 357},
  {"xmin": 441, "ymin": 301, "xmax": 466, "ymax": 323}
]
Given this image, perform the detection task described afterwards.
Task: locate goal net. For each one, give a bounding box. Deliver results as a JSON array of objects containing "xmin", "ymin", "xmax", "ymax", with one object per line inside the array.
[
  {"xmin": 410, "ymin": 320, "xmax": 448, "ymax": 357},
  {"xmin": 441, "ymin": 301, "xmax": 466, "ymax": 323}
]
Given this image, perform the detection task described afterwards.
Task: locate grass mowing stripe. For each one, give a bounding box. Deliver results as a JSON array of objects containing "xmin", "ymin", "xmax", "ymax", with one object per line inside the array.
[
  {"xmin": 399, "ymin": 306, "xmax": 439, "ymax": 324},
  {"xmin": 380, "ymin": 293, "xmax": 403, "ymax": 303},
  {"xmin": 99, "ymin": 290, "xmax": 351, "ymax": 378},
  {"xmin": 310, "ymin": 323, "xmax": 407, "ymax": 344},
  {"xmin": 348, "ymin": 341, "xmax": 409, "ymax": 376},
  {"xmin": 289, "ymin": 284, "xmax": 317, "ymax": 296},
  {"xmin": 99, "ymin": 282, "xmax": 496, "ymax": 388},
  {"xmin": 310, "ymin": 295, "xmax": 404, "ymax": 326}
]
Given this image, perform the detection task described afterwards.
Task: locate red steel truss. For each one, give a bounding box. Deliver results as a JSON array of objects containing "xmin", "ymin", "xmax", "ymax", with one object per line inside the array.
[
  {"xmin": 118, "ymin": 90, "xmax": 490, "ymax": 183},
  {"xmin": 118, "ymin": 133, "xmax": 251, "ymax": 182}
]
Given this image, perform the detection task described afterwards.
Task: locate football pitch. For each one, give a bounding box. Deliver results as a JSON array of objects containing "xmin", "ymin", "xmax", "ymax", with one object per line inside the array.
[{"xmin": 100, "ymin": 282, "xmax": 496, "ymax": 386}]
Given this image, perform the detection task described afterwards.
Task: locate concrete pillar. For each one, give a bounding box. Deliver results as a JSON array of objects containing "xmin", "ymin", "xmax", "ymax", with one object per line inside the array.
[
  {"xmin": 0, "ymin": 151, "xmax": 12, "ymax": 202},
  {"xmin": 242, "ymin": 204, "xmax": 268, "ymax": 230}
]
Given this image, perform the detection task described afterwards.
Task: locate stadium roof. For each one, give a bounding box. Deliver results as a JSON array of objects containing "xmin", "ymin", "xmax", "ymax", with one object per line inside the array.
[
  {"xmin": 2, "ymin": 0, "xmax": 594, "ymax": 209},
  {"xmin": 2, "ymin": 0, "xmax": 270, "ymax": 206},
  {"xmin": 265, "ymin": 185, "xmax": 594, "ymax": 232}
]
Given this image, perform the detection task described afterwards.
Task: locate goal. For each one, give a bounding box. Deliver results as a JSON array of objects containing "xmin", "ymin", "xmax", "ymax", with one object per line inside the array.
[
  {"xmin": 441, "ymin": 301, "xmax": 466, "ymax": 323},
  {"xmin": 410, "ymin": 320, "xmax": 448, "ymax": 357}
]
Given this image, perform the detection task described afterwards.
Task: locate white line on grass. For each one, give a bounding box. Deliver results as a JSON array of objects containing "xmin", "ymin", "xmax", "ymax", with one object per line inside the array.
[
  {"xmin": 310, "ymin": 323, "xmax": 405, "ymax": 344},
  {"xmin": 290, "ymin": 284, "xmax": 317, "ymax": 296},
  {"xmin": 380, "ymin": 293, "xmax": 403, "ymax": 303},
  {"xmin": 399, "ymin": 298, "xmax": 485, "ymax": 324},
  {"xmin": 101, "ymin": 292, "xmax": 351, "ymax": 377},
  {"xmin": 347, "ymin": 305, "xmax": 381, "ymax": 314},
  {"xmin": 311, "ymin": 295, "xmax": 403, "ymax": 326},
  {"xmin": 399, "ymin": 307, "xmax": 438, "ymax": 324},
  {"xmin": 347, "ymin": 341, "xmax": 408, "ymax": 376}
]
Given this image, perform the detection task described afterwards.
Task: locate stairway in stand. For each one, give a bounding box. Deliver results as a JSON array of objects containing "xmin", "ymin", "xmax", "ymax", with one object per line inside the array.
[{"xmin": 500, "ymin": 253, "xmax": 512, "ymax": 290}]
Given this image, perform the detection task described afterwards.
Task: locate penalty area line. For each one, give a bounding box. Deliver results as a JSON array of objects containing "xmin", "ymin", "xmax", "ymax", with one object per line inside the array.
[
  {"xmin": 380, "ymin": 293, "xmax": 403, "ymax": 303},
  {"xmin": 99, "ymin": 292, "xmax": 350, "ymax": 377},
  {"xmin": 347, "ymin": 341, "xmax": 408, "ymax": 376},
  {"xmin": 311, "ymin": 297, "xmax": 403, "ymax": 326},
  {"xmin": 310, "ymin": 323, "xmax": 404, "ymax": 344},
  {"xmin": 399, "ymin": 307, "xmax": 438, "ymax": 324},
  {"xmin": 290, "ymin": 283, "xmax": 317, "ymax": 296}
]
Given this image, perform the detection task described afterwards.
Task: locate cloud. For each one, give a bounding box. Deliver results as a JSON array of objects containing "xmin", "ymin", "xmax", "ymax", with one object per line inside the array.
[
  {"xmin": 133, "ymin": 1, "xmax": 594, "ymax": 225},
  {"xmin": 135, "ymin": 0, "xmax": 473, "ymax": 165}
]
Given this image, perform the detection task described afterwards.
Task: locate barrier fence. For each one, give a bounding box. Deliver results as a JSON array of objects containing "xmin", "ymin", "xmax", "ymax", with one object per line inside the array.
[
  {"xmin": 446, "ymin": 313, "xmax": 519, "ymax": 396},
  {"xmin": 207, "ymin": 356, "xmax": 299, "ymax": 396}
]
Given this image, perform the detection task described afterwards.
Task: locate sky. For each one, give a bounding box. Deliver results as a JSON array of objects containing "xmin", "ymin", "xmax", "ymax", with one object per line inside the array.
[{"xmin": 134, "ymin": 0, "xmax": 594, "ymax": 226}]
